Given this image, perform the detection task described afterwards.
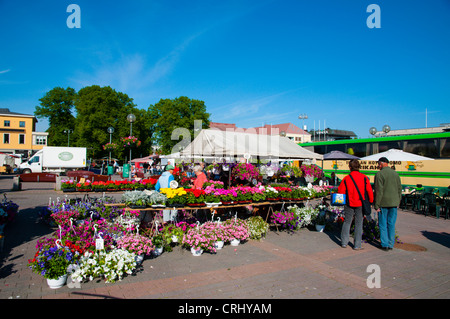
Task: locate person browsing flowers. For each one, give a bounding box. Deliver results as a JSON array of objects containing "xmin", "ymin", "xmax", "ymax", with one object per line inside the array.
[
  {"xmin": 155, "ymin": 164, "xmax": 175, "ymax": 192},
  {"xmin": 337, "ymin": 159, "xmax": 374, "ymax": 250},
  {"xmin": 192, "ymin": 165, "xmax": 207, "ymax": 189}
]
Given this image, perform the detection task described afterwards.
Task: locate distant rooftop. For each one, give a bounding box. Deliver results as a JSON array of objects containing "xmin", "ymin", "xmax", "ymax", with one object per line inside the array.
[{"xmin": 0, "ymin": 108, "xmax": 36, "ymax": 118}]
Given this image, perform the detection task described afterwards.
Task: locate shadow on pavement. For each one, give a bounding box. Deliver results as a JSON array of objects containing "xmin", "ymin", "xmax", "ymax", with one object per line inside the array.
[{"xmin": 421, "ymin": 231, "xmax": 450, "ymax": 249}]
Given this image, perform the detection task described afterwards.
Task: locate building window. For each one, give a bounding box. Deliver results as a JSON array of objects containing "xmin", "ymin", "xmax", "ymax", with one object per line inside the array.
[
  {"xmin": 4, "ymin": 120, "xmax": 10, "ymax": 127},
  {"xmin": 36, "ymin": 135, "xmax": 47, "ymax": 145},
  {"xmin": 3, "ymin": 133, "xmax": 9, "ymax": 144},
  {"xmin": 19, "ymin": 121, "xmax": 25, "ymax": 127},
  {"xmin": 19, "ymin": 134, "xmax": 25, "ymax": 144}
]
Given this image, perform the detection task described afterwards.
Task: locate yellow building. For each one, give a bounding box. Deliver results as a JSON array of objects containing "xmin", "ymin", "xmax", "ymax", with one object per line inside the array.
[{"xmin": 0, "ymin": 108, "xmax": 48, "ymax": 157}]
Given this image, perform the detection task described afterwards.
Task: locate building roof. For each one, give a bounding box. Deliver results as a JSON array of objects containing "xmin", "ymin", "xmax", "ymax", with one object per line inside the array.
[
  {"xmin": 252, "ymin": 123, "xmax": 310, "ymax": 136},
  {"xmin": 0, "ymin": 108, "xmax": 36, "ymax": 119},
  {"xmin": 210, "ymin": 122, "xmax": 310, "ymax": 136}
]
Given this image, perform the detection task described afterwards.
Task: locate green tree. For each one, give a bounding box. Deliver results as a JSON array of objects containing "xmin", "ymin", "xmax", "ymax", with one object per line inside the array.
[
  {"xmin": 34, "ymin": 87, "xmax": 76, "ymax": 146},
  {"xmin": 74, "ymin": 85, "xmax": 140, "ymax": 160},
  {"xmin": 148, "ymin": 96, "xmax": 210, "ymax": 154}
]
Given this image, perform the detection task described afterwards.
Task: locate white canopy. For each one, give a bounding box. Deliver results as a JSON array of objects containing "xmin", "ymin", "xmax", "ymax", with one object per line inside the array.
[
  {"xmin": 360, "ymin": 149, "xmax": 435, "ymax": 161},
  {"xmin": 179, "ymin": 129, "xmax": 323, "ymax": 160}
]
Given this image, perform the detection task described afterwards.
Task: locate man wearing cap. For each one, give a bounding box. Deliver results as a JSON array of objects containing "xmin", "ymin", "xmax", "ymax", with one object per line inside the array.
[
  {"xmin": 374, "ymin": 157, "xmax": 402, "ymax": 251},
  {"xmin": 155, "ymin": 164, "xmax": 175, "ymax": 192}
]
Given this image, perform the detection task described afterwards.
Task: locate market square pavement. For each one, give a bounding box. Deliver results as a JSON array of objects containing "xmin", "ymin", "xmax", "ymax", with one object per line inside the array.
[{"xmin": 0, "ymin": 175, "xmax": 449, "ymax": 301}]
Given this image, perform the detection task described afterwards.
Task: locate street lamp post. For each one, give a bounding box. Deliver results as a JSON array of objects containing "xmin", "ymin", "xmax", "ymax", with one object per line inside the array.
[
  {"xmin": 127, "ymin": 114, "xmax": 136, "ymax": 180},
  {"xmin": 298, "ymin": 114, "xmax": 308, "ymax": 143},
  {"xmin": 64, "ymin": 129, "xmax": 73, "ymax": 147},
  {"xmin": 107, "ymin": 126, "xmax": 114, "ymax": 165}
]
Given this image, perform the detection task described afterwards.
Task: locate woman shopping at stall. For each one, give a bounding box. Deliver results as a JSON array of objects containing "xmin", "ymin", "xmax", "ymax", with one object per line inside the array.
[{"xmin": 337, "ymin": 159, "xmax": 374, "ymax": 250}]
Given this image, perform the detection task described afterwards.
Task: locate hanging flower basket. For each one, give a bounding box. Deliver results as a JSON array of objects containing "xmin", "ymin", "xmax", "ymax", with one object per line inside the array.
[
  {"xmin": 121, "ymin": 136, "xmax": 141, "ymax": 148},
  {"xmin": 102, "ymin": 142, "xmax": 119, "ymax": 152}
]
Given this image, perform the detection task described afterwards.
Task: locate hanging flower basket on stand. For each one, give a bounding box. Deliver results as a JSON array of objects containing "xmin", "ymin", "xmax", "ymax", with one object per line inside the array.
[{"xmin": 121, "ymin": 136, "xmax": 141, "ymax": 148}]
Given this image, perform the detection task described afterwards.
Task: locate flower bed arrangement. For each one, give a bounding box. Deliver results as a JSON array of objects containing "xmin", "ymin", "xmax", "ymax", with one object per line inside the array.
[
  {"xmin": 30, "ymin": 168, "xmax": 338, "ymax": 288},
  {"xmin": 61, "ymin": 178, "xmax": 157, "ymax": 192}
]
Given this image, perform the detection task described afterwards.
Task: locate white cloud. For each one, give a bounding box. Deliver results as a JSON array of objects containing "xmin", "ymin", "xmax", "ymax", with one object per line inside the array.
[{"xmin": 0, "ymin": 69, "xmax": 11, "ymax": 74}]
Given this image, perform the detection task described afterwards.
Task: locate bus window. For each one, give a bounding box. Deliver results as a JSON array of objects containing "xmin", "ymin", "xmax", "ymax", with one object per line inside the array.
[
  {"xmin": 347, "ymin": 143, "xmax": 368, "ymax": 157},
  {"xmin": 439, "ymin": 137, "xmax": 450, "ymax": 158},
  {"xmin": 378, "ymin": 141, "xmax": 403, "ymax": 153},
  {"xmin": 404, "ymin": 139, "xmax": 438, "ymax": 158}
]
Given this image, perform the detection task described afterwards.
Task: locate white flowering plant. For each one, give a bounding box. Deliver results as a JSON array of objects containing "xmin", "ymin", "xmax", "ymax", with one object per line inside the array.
[
  {"xmin": 71, "ymin": 248, "xmax": 136, "ymax": 283},
  {"xmin": 246, "ymin": 216, "xmax": 269, "ymax": 240},
  {"xmin": 287, "ymin": 205, "xmax": 319, "ymax": 229}
]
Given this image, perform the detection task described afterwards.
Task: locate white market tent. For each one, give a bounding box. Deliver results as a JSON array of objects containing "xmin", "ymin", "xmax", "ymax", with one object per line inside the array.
[
  {"xmin": 360, "ymin": 149, "xmax": 435, "ymax": 162},
  {"xmin": 179, "ymin": 129, "xmax": 323, "ymax": 161}
]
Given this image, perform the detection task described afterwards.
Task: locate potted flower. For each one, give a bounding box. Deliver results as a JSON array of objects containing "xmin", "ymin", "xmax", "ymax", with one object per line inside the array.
[
  {"xmin": 116, "ymin": 233, "xmax": 154, "ymax": 264},
  {"xmin": 231, "ymin": 163, "xmax": 260, "ymax": 184},
  {"xmin": 76, "ymin": 180, "xmax": 92, "ymax": 192},
  {"xmin": 301, "ymin": 164, "xmax": 323, "ymax": 183},
  {"xmin": 314, "ymin": 211, "xmax": 327, "ymax": 232},
  {"xmin": 160, "ymin": 188, "xmax": 187, "ymax": 207},
  {"xmin": 185, "ymin": 189, "xmax": 206, "ymax": 207},
  {"xmin": 275, "ymin": 186, "xmax": 293, "ymax": 201},
  {"xmin": 182, "ymin": 225, "xmax": 216, "ymax": 255},
  {"xmin": 223, "ymin": 218, "xmax": 249, "ymax": 246},
  {"xmin": 233, "ymin": 186, "xmax": 253, "ymax": 204},
  {"xmin": 251, "ymin": 188, "xmax": 266, "ymax": 203},
  {"xmin": 61, "ymin": 180, "xmax": 76, "ymax": 192},
  {"xmin": 151, "ymin": 233, "xmax": 164, "ymax": 256},
  {"xmin": 270, "ymin": 210, "xmax": 298, "ymax": 232},
  {"xmin": 160, "ymin": 223, "xmax": 185, "ymax": 247},
  {"xmin": 217, "ymin": 189, "xmax": 238, "ymax": 205},
  {"xmin": 91, "ymin": 181, "xmax": 108, "ymax": 192},
  {"xmin": 203, "ymin": 186, "xmax": 221, "ymax": 206},
  {"xmin": 246, "ymin": 216, "xmax": 269, "ymax": 240},
  {"xmin": 148, "ymin": 191, "xmax": 167, "ymax": 207},
  {"xmin": 28, "ymin": 245, "xmax": 75, "ymax": 289},
  {"xmin": 121, "ymin": 190, "xmax": 148, "ymax": 208},
  {"xmin": 202, "ymin": 221, "xmax": 229, "ymax": 250},
  {"xmin": 264, "ymin": 186, "xmax": 279, "ymax": 201},
  {"xmin": 70, "ymin": 249, "xmax": 136, "ymax": 283}
]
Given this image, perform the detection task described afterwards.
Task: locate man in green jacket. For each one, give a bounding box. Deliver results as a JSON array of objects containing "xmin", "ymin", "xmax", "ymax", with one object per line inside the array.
[{"xmin": 374, "ymin": 157, "xmax": 402, "ymax": 251}]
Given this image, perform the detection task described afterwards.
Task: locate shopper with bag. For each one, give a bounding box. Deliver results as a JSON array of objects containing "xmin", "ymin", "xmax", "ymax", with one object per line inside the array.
[{"xmin": 337, "ymin": 159, "xmax": 374, "ymax": 250}]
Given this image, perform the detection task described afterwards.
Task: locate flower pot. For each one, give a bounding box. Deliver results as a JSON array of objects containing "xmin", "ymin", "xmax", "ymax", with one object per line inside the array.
[
  {"xmin": 62, "ymin": 188, "xmax": 76, "ymax": 193},
  {"xmin": 171, "ymin": 235, "xmax": 178, "ymax": 243},
  {"xmin": 230, "ymin": 238, "xmax": 240, "ymax": 246},
  {"xmin": 187, "ymin": 203, "xmax": 206, "ymax": 207},
  {"xmin": 237, "ymin": 200, "xmax": 251, "ymax": 204},
  {"xmin": 135, "ymin": 254, "xmax": 145, "ymax": 265},
  {"xmin": 152, "ymin": 247, "xmax": 163, "ymax": 256},
  {"xmin": 221, "ymin": 201, "xmax": 234, "ymax": 205},
  {"xmin": 214, "ymin": 240, "xmax": 224, "ymax": 250},
  {"xmin": 315, "ymin": 224, "xmax": 325, "ymax": 232},
  {"xmin": 205, "ymin": 202, "xmax": 221, "ymax": 207},
  {"xmin": 191, "ymin": 247, "xmax": 203, "ymax": 256},
  {"xmin": 47, "ymin": 274, "xmax": 68, "ymax": 289}
]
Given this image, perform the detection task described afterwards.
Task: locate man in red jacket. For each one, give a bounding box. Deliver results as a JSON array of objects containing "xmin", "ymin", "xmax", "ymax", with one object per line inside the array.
[{"xmin": 338, "ymin": 159, "xmax": 374, "ymax": 250}]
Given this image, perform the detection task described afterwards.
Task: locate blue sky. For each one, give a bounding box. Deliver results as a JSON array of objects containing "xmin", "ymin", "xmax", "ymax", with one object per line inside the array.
[{"xmin": 1, "ymin": 0, "xmax": 449, "ymax": 138}]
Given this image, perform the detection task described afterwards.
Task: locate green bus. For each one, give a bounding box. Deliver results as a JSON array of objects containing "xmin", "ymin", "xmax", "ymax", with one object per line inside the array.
[{"xmin": 299, "ymin": 132, "xmax": 450, "ymax": 189}]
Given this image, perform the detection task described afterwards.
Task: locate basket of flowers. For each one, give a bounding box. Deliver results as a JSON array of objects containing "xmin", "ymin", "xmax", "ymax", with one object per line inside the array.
[{"xmin": 121, "ymin": 136, "xmax": 141, "ymax": 148}]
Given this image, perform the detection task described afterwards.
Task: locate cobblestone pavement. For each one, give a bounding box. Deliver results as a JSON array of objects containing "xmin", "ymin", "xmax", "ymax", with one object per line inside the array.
[{"xmin": 0, "ymin": 175, "xmax": 449, "ymax": 301}]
